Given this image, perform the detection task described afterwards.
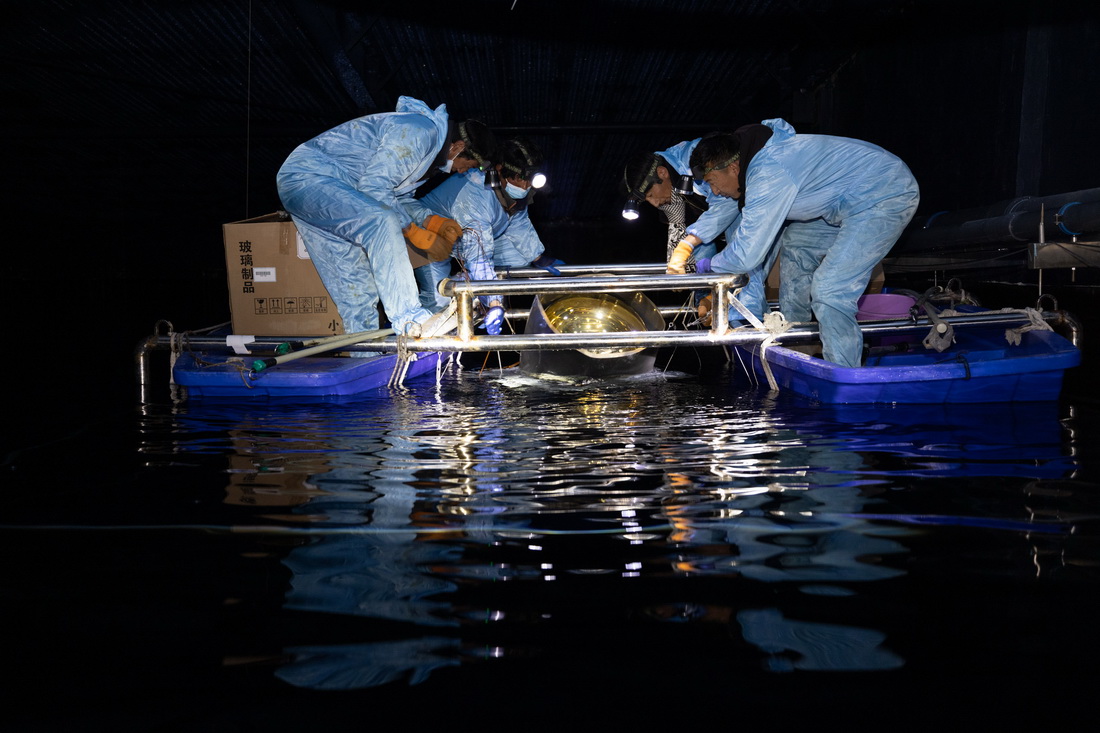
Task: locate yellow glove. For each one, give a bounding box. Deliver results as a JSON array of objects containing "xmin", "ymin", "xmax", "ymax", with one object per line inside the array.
[
  {"xmin": 667, "ymin": 239, "xmax": 695, "ymax": 274},
  {"xmin": 403, "ymin": 222, "xmax": 455, "ymax": 262},
  {"xmin": 422, "ymin": 214, "xmax": 463, "ymax": 244}
]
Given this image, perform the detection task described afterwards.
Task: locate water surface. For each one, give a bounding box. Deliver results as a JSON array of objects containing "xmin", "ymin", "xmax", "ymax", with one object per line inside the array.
[{"xmin": 6, "ymin": 362, "xmax": 1099, "ymax": 729}]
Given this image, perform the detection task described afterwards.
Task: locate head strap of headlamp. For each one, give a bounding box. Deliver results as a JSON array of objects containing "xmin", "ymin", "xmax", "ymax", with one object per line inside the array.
[
  {"xmin": 693, "ymin": 152, "xmax": 740, "ymax": 181},
  {"xmin": 502, "ymin": 139, "xmax": 540, "ymax": 180},
  {"xmin": 626, "ymin": 155, "xmax": 663, "ymax": 199},
  {"xmin": 458, "ymin": 122, "xmax": 489, "ymax": 168}
]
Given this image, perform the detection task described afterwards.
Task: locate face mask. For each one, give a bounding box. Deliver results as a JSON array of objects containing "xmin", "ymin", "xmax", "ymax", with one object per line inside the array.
[
  {"xmin": 439, "ymin": 156, "xmax": 454, "ymax": 174},
  {"xmin": 505, "ymin": 182, "xmax": 529, "ymax": 200}
]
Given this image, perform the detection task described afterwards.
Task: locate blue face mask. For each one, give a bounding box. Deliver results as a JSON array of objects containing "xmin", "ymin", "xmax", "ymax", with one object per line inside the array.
[
  {"xmin": 439, "ymin": 156, "xmax": 454, "ymax": 174},
  {"xmin": 505, "ymin": 182, "xmax": 529, "ymax": 200}
]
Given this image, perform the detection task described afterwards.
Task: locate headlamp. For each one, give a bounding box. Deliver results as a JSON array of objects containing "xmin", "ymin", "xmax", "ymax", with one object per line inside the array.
[
  {"xmin": 622, "ymin": 198, "xmax": 641, "ymax": 221},
  {"xmin": 483, "ymin": 165, "xmax": 501, "ymax": 190},
  {"xmin": 501, "ymin": 139, "xmax": 547, "ymax": 190},
  {"xmin": 502, "ymin": 158, "xmax": 547, "ymax": 190},
  {"xmin": 673, "ymin": 174, "xmax": 694, "ymax": 196}
]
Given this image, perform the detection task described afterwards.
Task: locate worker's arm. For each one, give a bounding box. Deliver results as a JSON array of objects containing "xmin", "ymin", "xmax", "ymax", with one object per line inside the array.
[{"xmin": 712, "ymin": 165, "xmax": 798, "ymax": 274}]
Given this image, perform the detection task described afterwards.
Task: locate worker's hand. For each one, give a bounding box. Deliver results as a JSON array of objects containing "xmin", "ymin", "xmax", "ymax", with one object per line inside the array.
[
  {"xmin": 667, "ymin": 239, "xmax": 695, "ymax": 274},
  {"xmin": 481, "ymin": 305, "xmax": 505, "ymax": 335},
  {"xmin": 532, "ymin": 254, "xmax": 564, "ymax": 276},
  {"xmin": 694, "ymin": 257, "xmax": 712, "ymax": 274},
  {"xmin": 403, "ymin": 222, "xmax": 455, "ymax": 262},
  {"xmin": 696, "ymin": 294, "xmax": 713, "ymax": 327},
  {"xmin": 422, "ymin": 214, "xmax": 463, "ymax": 244}
]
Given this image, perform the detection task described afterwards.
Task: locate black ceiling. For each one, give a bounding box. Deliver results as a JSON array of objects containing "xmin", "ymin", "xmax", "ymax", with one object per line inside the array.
[{"xmin": 4, "ymin": 0, "xmax": 1098, "ymax": 288}]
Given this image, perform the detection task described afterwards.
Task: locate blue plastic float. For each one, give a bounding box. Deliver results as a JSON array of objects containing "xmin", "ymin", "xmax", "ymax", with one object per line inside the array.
[
  {"xmin": 734, "ymin": 317, "xmax": 1080, "ymax": 404},
  {"xmin": 173, "ymin": 351, "xmax": 444, "ymax": 400}
]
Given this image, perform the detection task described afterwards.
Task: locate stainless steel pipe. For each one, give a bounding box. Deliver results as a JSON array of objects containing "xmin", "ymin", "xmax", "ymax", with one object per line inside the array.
[
  {"xmin": 497, "ymin": 263, "xmax": 670, "ymax": 278},
  {"xmin": 141, "ymin": 309, "xmax": 1056, "ymax": 356},
  {"xmin": 440, "ymin": 272, "xmax": 747, "ymax": 297}
]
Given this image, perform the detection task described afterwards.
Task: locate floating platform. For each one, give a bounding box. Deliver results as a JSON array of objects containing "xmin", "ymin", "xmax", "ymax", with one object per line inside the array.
[
  {"xmin": 171, "ymin": 351, "xmax": 444, "ymax": 400},
  {"xmin": 141, "ymin": 264, "xmax": 1081, "ymax": 405},
  {"xmin": 734, "ymin": 311, "xmax": 1081, "ymax": 404}
]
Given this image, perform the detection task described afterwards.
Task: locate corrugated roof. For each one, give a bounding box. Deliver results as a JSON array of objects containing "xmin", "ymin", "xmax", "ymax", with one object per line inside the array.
[
  {"xmin": 1, "ymin": 0, "xmax": 904, "ymax": 224},
  {"xmin": 3, "ymin": 0, "xmax": 1095, "ymax": 238}
]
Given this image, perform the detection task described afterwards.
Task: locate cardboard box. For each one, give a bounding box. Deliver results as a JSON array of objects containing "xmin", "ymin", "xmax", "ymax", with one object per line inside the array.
[{"xmin": 223, "ymin": 212, "xmax": 344, "ymax": 336}]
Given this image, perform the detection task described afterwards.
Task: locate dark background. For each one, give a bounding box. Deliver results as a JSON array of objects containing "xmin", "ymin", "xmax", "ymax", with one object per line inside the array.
[{"xmin": 3, "ymin": 0, "xmax": 1098, "ymax": 408}]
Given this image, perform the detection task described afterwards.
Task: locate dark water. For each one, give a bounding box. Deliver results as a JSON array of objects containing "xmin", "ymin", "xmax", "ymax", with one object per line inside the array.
[{"xmin": 6, "ymin": 357, "xmax": 1100, "ymax": 730}]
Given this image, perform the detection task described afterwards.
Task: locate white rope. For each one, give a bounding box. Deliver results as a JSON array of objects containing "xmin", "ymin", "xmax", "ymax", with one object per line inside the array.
[
  {"xmin": 725, "ymin": 299, "xmax": 791, "ymax": 392},
  {"xmin": 169, "ymin": 329, "xmax": 183, "ymax": 387},
  {"xmin": 167, "ymin": 324, "xmax": 188, "ymax": 403},
  {"xmin": 389, "ymin": 335, "xmax": 411, "ymax": 388},
  {"xmin": 756, "ymin": 311, "xmax": 793, "ymax": 391},
  {"xmin": 1004, "ymin": 307, "xmax": 1053, "ymax": 345}
]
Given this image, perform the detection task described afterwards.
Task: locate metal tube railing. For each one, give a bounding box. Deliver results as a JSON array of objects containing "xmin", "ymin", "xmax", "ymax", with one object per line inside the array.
[
  {"xmin": 439, "ymin": 272, "xmax": 747, "ymax": 298},
  {"xmin": 497, "ymin": 263, "xmax": 669, "ymax": 278},
  {"xmin": 145, "ymin": 310, "xmax": 1059, "ymax": 355}
]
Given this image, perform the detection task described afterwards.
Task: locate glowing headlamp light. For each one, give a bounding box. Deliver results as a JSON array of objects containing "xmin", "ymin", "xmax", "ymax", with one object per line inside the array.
[
  {"xmin": 622, "ymin": 198, "xmax": 641, "ymax": 221},
  {"xmin": 502, "ymin": 157, "xmax": 547, "ymax": 190}
]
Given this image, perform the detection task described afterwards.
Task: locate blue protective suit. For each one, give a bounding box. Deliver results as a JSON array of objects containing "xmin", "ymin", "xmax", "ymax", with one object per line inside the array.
[
  {"xmin": 276, "ymin": 96, "xmax": 449, "ymax": 336},
  {"xmin": 658, "ymin": 139, "xmax": 773, "ymax": 321},
  {"xmin": 407, "ymin": 169, "xmax": 545, "ymax": 308},
  {"xmin": 710, "ymin": 119, "xmax": 919, "ymax": 366}
]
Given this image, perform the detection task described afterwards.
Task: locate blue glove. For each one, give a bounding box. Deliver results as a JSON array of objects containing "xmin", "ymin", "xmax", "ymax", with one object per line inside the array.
[
  {"xmin": 694, "ymin": 257, "xmax": 712, "ymax": 274},
  {"xmin": 482, "ymin": 305, "xmax": 505, "ymax": 335},
  {"xmin": 532, "ymin": 254, "xmax": 564, "ymax": 276}
]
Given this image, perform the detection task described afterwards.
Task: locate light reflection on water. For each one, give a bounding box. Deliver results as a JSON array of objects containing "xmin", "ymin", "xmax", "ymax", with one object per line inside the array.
[{"xmin": 127, "ymin": 366, "xmax": 1088, "ymax": 689}]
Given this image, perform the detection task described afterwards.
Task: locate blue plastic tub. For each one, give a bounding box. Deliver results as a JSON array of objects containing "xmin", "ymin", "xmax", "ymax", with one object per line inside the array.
[
  {"xmin": 173, "ymin": 351, "xmax": 444, "ymax": 400},
  {"xmin": 735, "ymin": 322, "xmax": 1080, "ymax": 404}
]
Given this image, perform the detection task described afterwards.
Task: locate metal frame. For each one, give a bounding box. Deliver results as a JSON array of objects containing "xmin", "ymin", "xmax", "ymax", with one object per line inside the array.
[{"xmin": 140, "ymin": 265, "xmax": 1065, "ymax": 357}]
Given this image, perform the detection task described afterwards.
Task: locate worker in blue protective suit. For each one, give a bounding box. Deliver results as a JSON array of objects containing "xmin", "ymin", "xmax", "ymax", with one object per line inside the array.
[
  {"xmin": 674, "ymin": 119, "xmax": 919, "ymax": 367},
  {"xmin": 622, "ymin": 140, "xmax": 774, "ymax": 324},
  {"xmin": 406, "ymin": 137, "xmax": 561, "ymax": 335},
  {"xmin": 276, "ymin": 96, "xmax": 498, "ymax": 342}
]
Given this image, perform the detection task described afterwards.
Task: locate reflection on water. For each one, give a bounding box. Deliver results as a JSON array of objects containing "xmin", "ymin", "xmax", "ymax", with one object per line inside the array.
[
  {"xmin": 127, "ymin": 366, "xmax": 1086, "ymax": 691},
  {"xmin": 738, "ymin": 608, "xmax": 905, "ymax": 672},
  {"xmin": 9, "ymin": 361, "xmax": 1099, "ymax": 728}
]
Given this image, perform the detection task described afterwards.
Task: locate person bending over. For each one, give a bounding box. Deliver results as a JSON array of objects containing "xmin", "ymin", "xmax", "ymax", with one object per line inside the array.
[
  {"xmin": 676, "ymin": 119, "xmax": 918, "ymax": 366},
  {"xmin": 277, "ymin": 96, "xmax": 497, "ymax": 341}
]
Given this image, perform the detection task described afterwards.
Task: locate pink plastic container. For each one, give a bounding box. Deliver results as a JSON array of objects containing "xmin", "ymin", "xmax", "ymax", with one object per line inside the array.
[{"xmin": 856, "ymin": 293, "xmax": 918, "ymax": 321}]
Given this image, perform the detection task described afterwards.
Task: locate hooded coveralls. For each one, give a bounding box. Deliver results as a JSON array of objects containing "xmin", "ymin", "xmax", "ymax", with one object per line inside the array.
[
  {"xmin": 710, "ymin": 119, "xmax": 919, "ymax": 367},
  {"xmin": 407, "ymin": 168, "xmax": 545, "ymax": 309},
  {"xmin": 276, "ymin": 96, "xmax": 449, "ymax": 336},
  {"xmin": 659, "ymin": 139, "xmax": 774, "ymax": 321}
]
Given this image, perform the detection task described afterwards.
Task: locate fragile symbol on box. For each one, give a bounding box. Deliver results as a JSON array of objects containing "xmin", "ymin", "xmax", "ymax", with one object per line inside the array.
[
  {"xmin": 252, "ymin": 295, "xmax": 328, "ymax": 316},
  {"xmin": 254, "ymin": 297, "xmax": 286, "ymax": 314}
]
